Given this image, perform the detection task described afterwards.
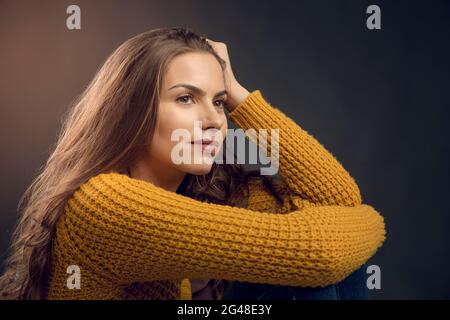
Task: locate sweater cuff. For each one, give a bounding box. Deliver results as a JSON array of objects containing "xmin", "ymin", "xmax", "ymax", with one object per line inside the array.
[{"xmin": 228, "ymin": 89, "xmax": 263, "ymax": 119}]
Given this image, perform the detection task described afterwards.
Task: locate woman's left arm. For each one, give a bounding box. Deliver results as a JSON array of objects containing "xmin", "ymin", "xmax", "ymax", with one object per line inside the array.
[
  {"xmin": 207, "ymin": 38, "xmax": 361, "ymax": 207},
  {"xmin": 228, "ymin": 89, "xmax": 362, "ymax": 207}
]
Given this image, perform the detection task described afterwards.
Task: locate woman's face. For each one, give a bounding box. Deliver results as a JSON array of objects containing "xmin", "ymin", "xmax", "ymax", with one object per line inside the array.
[{"xmin": 148, "ymin": 51, "xmax": 228, "ymax": 176}]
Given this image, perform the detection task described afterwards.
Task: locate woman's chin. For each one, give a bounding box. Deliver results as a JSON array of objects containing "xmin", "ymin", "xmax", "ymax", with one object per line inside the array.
[{"xmin": 180, "ymin": 162, "xmax": 215, "ymax": 175}]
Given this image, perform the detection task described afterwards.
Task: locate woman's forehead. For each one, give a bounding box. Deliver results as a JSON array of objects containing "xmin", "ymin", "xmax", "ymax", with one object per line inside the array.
[{"xmin": 163, "ymin": 52, "xmax": 224, "ymax": 89}]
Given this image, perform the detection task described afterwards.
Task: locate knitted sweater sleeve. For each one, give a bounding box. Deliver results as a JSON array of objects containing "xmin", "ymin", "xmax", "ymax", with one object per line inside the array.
[
  {"xmin": 228, "ymin": 90, "xmax": 362, "ymax": 206},
  {"xmin": 61, "ymin": 172, "xmax": 385, "ymax": 288}
]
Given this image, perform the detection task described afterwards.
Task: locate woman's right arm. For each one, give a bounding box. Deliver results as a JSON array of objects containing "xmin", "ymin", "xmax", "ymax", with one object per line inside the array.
[{"xmin": 59, "ymin": 172, "xmax": 386, "ymax": 288}]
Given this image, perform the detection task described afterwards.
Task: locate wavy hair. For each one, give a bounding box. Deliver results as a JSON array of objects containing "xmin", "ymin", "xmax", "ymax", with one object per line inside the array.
[{"xmin": 0, "ymin": 27, "xmax": 290, "ymax": 300}]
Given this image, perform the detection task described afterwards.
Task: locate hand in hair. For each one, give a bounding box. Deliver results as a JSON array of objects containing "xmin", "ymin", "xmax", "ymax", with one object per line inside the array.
[{"xmin": 206, "ymin": 38, "xmax": 250, "ymax": 112}]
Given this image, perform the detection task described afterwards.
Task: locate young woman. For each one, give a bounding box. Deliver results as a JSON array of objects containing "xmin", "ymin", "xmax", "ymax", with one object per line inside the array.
[{"xmin": 0, "ymin": 27, "xmax": 386, "ymax": 300}]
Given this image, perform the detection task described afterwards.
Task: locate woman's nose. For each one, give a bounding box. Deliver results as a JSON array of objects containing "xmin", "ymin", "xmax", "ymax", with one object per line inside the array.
[{"xmin": 200, "ymin": 103, "xmax": 224, "ymax": 130}]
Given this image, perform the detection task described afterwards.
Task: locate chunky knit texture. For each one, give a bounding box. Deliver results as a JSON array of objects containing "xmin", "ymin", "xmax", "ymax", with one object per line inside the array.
[{"xmin": 45, "ymin": 90, "xmax": 386, "ymax": 300}]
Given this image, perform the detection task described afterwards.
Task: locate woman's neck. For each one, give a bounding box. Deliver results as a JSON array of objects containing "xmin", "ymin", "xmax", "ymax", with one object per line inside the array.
[{"xmin": 127, "ymin": 158, "xmax": 186, "ymax": 193}]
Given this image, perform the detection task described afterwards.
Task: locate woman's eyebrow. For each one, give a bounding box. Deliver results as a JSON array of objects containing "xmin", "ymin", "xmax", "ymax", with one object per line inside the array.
[{"xmin": 168, "ymin": 83, "xmax": 227, "ymax": 98}]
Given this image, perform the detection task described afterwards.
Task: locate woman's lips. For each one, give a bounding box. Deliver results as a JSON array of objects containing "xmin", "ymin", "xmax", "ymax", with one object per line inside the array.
[{"xmin": 190, "ymin": 140, "xmax": 219, "ymax": 156}]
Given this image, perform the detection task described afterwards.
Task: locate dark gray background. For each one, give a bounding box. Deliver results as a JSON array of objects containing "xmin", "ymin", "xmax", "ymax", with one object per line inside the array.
[{"xmin": 1, "ymin": 0, "xmax": 449, "ymax": 299}]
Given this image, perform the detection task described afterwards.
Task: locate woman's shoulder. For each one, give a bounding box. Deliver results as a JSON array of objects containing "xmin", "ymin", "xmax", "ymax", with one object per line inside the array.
[
  {"xmin": 66, "ymin": 172, "xmax": 127, "ymax": 204},
  {"xmin": 74, "ymin": 171, "xmax": 166, "ymax": 200},
  {"xmin": 62, "ymin": 171, "xmax": 149, "ymax": 220},
  {"xmin": 84, "ymin": 171, "xmax": 129, "ymax": 187}
]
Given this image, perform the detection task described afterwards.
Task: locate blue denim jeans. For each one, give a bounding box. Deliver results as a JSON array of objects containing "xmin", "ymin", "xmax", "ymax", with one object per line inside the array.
[{"xmin": 222, "ymin": 264, "xmax": 368, "ymax": 300}]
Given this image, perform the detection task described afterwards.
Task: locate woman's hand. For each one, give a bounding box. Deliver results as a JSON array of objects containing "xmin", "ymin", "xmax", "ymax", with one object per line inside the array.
[{"xmin": 205, "ymin": 38, "xmax": 250, "ymax": 112}]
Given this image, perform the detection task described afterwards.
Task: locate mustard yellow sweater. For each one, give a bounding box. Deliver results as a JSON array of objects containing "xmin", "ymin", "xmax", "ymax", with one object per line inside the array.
[{"xmin": 45, "ymin": 90, "xmax": 386, "ymax": 300}]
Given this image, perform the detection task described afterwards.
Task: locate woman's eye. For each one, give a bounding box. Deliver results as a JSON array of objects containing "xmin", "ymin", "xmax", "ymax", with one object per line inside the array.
[
  {"xmin": 176, "ymin": 95, "xmax": 194, "ymax": 104},
  {"xmin": 214, "ymin": 99, "xmax": 227, "ymax": 109},
  {"xmin": 176, "ymin": 95, "xmax": 226, "ymax": 109}
]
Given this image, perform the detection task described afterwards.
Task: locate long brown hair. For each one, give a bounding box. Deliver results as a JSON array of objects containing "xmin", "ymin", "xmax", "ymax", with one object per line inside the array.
[{"xmin": 0, "ymin": 27, "xmax": 289, "ymax": 300}]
